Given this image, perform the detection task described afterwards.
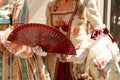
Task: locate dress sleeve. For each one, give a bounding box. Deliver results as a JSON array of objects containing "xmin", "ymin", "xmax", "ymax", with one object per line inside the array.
[
  {"xmin": 86, "ymin": 0, "xmax": 105, "ymax": 29},
  {"xmin": 12, "ymin": 0, "xmax": 29, "ymax": 26}
]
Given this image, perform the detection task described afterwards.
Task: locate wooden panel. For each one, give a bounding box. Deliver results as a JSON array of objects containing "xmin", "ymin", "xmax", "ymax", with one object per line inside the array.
[{"xmin": 110, "ymin": 0, "xmax": 120, "ymax": 49}]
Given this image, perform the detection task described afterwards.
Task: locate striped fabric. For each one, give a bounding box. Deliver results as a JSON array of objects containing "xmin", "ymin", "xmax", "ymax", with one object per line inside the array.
[
  {"xmin": 0, "ymin": 0, "xmax": 29, "ymax": 25},
  {"xmin": 0, "ymin": 49, "xmax": 50, "ymax": 80},
  {"xmin": 0, "ymin": 0, "xmax": 50, "ymax": 80}
]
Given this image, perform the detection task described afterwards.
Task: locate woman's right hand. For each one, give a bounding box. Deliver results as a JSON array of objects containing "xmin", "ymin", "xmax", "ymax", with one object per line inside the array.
[{"xmin": 31, "ymin": 46, "xmax": 47, "ymax": 56}]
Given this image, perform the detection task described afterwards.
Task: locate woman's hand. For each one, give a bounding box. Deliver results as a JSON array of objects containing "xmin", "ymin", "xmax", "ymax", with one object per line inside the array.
[
  {"xmin": 0, "ymin": 25, "xmax": 14, "ymax": 43},
  {"xmin": 60, "ymin": 54, "xmax": 69, "ymax": 62},
  {"xmin": 31, "ymin": 46, "xmax": 47, "ymax": 56}
]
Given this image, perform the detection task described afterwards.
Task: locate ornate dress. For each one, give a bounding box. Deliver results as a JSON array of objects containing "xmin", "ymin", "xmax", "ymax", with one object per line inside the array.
[
  {"xmin": 45, "ymin": 0, "xmax": 120, "ymax": 80},
  {"xmin": 0, "ymin": 0, "xmax": 50, "ymax": 80}
]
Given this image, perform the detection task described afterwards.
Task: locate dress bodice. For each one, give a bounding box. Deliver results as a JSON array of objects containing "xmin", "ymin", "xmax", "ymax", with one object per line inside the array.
[
  {"xmin": 49, "ymin": 0, "xmax": 78, "ymax": 36},
  {"xmin": 51, "ymin": 12, "xmax": 74, "ymax": 36},
  {"xmin": 48, "ymin": 0, "xmax": 88, "ymax": 48}
]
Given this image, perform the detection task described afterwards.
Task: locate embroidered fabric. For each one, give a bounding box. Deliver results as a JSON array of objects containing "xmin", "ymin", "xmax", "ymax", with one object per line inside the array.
[{"xmin": 45, "ymin": 0, "xmax": 120, "ymax": 80}]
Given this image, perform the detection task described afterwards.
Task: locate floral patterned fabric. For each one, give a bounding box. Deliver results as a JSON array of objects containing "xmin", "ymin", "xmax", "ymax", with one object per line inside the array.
[
  {"xmin": 0, "ymin": 0, "xmax": 50, "ymax": 80},
  {"xmin": 45, "ymin": 0, "xmax": 120, "ymax": 80},
  {"xmin": 0, "ymin": 0, "xmax": 28, "ymax": 26}
]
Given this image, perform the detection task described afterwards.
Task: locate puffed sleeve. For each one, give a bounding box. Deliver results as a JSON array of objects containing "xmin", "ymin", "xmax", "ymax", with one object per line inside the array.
[
  {"xmin": 12, "ymin": 0, "xmax": 29, "ymax": 27},
  {"xmin": 86, "ymin": 0, "xmax": 105, "ymax": 29}
]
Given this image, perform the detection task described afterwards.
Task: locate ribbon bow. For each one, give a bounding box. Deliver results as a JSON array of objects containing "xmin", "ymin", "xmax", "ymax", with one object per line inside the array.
[{"xmin": 91, "ymin": 27, "xmax": 115, "ymax": 43}]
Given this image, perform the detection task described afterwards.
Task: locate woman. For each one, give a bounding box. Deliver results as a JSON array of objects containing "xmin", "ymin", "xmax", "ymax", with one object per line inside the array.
[
  {"xmin": 0, "ymin": 0, "xmax": 30, "ymax": 80},
  {"xmin": 44, "ymin": 0, "xmax": 120, "ymax": 80},
  {"xmin": 0, "ymin": 0, "xmax": 51, "ymax": 80}
]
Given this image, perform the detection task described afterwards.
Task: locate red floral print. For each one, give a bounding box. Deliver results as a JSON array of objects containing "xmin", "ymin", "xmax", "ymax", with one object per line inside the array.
[{"xmin": 73, "ymin": 28, "xmax": 80, "ymax": 36}]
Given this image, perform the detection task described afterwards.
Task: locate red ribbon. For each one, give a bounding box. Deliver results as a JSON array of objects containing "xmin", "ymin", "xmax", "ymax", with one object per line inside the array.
[
  {"xmin": 91, "ymin": 27, "xmax": 115, "ymax": 43},
  {"xmin": 102, "ymin": 27, "xmax": 115, "ymax": 43}
]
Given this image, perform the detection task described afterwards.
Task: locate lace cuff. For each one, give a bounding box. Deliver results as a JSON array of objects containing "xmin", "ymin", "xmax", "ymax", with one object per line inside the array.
[{"xmin": 67, "ymin": 48, "xmax": 88, "ymax": 64}]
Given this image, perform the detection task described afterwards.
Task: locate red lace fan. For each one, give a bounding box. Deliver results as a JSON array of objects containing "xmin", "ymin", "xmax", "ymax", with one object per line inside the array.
[{"xmin": 7, "ymin": 23, "xmax": 76, "ymax": 55}]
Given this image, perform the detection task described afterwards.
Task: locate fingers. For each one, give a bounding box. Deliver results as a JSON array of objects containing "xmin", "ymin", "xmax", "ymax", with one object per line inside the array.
[
  {"xmin": 31, "ymin": 46, "xmax": 47, "ymax": 56},
  {"xmin": 60, "ymin": 54, "xmax": 68, "ymax": 61},
  {"xmin": 31, "ymin": 46, "xmax": 41, "ymax": 53},
  {"xmin": 8, "ymin": 25, "xmax": 15, "ymax": 30}
]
